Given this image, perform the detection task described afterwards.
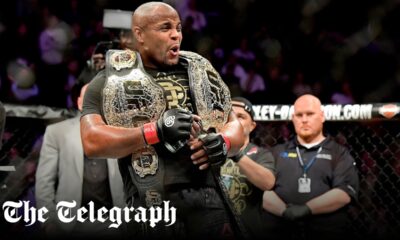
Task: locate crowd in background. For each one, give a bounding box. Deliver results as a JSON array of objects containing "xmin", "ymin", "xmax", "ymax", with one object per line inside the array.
[{"xmin": 0, "ymin": 0, "xmax": 400, "ymax": 109}]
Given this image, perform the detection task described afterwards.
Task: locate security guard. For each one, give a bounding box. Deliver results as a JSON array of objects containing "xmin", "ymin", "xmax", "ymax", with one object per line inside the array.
[{"xmin": 262, "ymin": 94, "xmax": 359, "ymax": 240}]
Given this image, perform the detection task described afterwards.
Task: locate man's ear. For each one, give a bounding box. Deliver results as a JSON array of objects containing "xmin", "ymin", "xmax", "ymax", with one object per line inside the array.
[
  {"xmin": 133, "ymin": 27, "xmax": 144, "ymax": 43},
  {"xmin": 250, "ymin": 120, "xmax": 257, "ymax": 133},
  {"xmin": 320, "ymin": 110, "xmax": 325, "ymax": 123}
]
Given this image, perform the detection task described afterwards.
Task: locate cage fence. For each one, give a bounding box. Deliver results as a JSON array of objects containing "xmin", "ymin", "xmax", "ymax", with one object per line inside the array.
[{"xmin": 0, "ymin": 103, "xmax": 399, "ymax": 239}]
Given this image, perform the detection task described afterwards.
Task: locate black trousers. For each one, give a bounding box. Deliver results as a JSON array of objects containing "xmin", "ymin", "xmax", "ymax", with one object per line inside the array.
[
  {"xmin": 262, "ymin": 211, "xmax": 352, "ymax": 240},
  {"xmin": 127, "ymin": 187, "xmax": 236, "ymax": 240}
]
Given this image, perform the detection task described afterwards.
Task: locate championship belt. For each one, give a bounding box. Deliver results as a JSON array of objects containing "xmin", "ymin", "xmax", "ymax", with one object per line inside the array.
[
  {"xmin": 180, "ymin": 51, "xmax": 231, "ymax": 131},
  {"xmin": 103, "ymin": 49, "xmax": 165, "ymax": 129},
  {"xmin": 103, "ymin": 49, "xmax": 166, "ymax": 207},
  {"xmin": 180, "ymin": 52, "xmax": 250, "ymax": 239}
]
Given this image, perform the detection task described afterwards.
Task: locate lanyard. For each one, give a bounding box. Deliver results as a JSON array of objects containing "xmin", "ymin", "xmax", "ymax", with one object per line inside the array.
[{"xmin": 295, "ymin": 146, "xmax": 322, "ymax": 177}]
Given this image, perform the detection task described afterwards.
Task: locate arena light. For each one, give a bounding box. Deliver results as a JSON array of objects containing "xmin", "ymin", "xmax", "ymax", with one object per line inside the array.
[{"xmin": 103, "ymin": 9, "xmax": 132, "ymax": 30}]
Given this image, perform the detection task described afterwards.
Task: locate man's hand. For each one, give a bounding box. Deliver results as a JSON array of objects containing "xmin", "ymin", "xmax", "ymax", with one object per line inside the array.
[
  {"xmin": 200, "ymin": 133, "xmax": 230, "ymax": 166},
  {"xmin": 282, "ymin": 204, "xmax": 312, "ymax": 221},
  {"xmin": 189, "ymin": 133, "xmax": 230, "ymax": 170},
  {"xmin": 142, "ymin": 108, "xmax": 193, "ymax": 147},
  {"xmin": 190, "ymin": 115, "xmax": 202, "ymax": 139}
]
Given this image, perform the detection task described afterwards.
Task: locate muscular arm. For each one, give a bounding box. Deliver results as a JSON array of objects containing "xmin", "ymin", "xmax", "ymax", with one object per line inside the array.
[
  {"xmin": 219, "ymin": 111, "xmax": 245, "ymax": 156},
  {"xmin": 306, "ymin": 188, "xmax": 351, "ymax": 214},
  {"xmin": 80, "ymin": 114, "xmax": 147, "ymax": 158},
  {"xmin": 305, "ymin": 145, "xmax": 356, "ymax": 214},
  {"xmin": 263, "ymin": 190, "xmax": 287, "ymax": 216},
  {"xmin": 80, "ymin": 70, "xmax": 149, "ymax": 158},
  {"xmin": 263, "ymin": 188, "xmax": 350, "ymax": 218},
  {"xmin": 238, "ymin": 157, "xmax": 275, "ymax": 190}
]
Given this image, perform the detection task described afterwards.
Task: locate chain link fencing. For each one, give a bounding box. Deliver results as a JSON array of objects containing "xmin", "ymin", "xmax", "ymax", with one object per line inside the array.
[
  {"xmin": 0, "ymin": 104, "xmax": 399, "ymax": 239},
  {"xmin": 254, "ymin": 120, "xmax": 400, "ymax": 239}
]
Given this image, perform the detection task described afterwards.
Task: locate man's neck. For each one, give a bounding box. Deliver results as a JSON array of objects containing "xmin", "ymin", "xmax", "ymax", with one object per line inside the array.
[
  {"xmin": 297, "ymin": 135, "xmax": 325, "ymax": 146},
  {"xmin": 241, "ymin": 137, "xmax": 250, "ymax": 150}
]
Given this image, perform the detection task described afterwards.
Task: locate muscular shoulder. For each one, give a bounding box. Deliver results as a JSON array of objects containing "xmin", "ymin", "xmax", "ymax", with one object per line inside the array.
[
  {"xmin": 88, "ymin": 70, "xmax": 106, "ymax": 92},
  {"xmin": 82, "ymin": 70, "xmax": 106, "ymax": 117}
]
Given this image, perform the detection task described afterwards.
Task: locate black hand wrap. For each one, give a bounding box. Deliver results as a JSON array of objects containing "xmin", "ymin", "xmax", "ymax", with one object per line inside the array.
[
  {"xmin": 282, "ymin": 204, "xmax": 311, "ymax": 221},
  {"xmin": 199, "ymin": 133, "xmax": 229, "ymax": 166},
  {"xmin": 157, "ymin": 108, "xmax": 193, "ymax": 152},
  {"xmin": 231, "ymin": 149, "xmax": 245, "ymax": 163}
]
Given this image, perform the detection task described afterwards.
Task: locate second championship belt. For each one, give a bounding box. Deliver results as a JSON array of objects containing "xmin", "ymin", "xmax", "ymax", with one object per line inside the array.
[
  {"xmin": 180, "ymin": 51, "xmax": 250, "ymax": 239},
  {"xmin": 180, "ymin": 51, "xmax": 231, "ymax": 132}
]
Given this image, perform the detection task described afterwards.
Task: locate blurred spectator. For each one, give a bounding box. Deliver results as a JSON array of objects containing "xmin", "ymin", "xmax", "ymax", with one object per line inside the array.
[
  {"xmin": 221, "ymin": 60, "xmax": 242, "ymax": 98},
  {"xmin": 179, "ymin": 0, "xmax": 207, "ymax": 32},
  {"xmin": 75, "ymin": 40, "xmax": 120, "ymax": 87},
  {"xmin": 330, "ymin": 81, "xmax": 355, "ymax": 104},
  {"xmin": 241, "ymin": 60, "xmax": 266, "ymax": 95},
  {"xmin": 5, "ymin": 58, "xmax": 39, "ymax": 104},
  {"xmin": 181, "ymin": 15, "xmax": 202, "ymax": 52},
  {"xmin": 209, "ymin": 33, "xmax": 226, "ymax": 71},
  {"xmin": 69, "ymin": 21, "xmax": 86, "ymax": 61},
  {"xmin": 12, "ymin": 18, "xmax": 40, "ymax": 63},
  {"xmin": 71, "ymin": 39, "xmax": 120, "ymax": 111},
  {"xmin": 221, "ymin": 54, "xmax": 247, "ymax": 91},
  {"xmin": 253, "ymin": 25, "xmax": 282, "ymax": 63},
  {"xmin": 36, "ymin": 4, "xmax": 74, "ymax": 108},
  {"xmin": 62, "ymin": 0, "xmax": 87, "ymax": 25},
  {"xmin": 225, "ymin": 0, "xmax": 252, "ymax": 32},
  {"xmin": 65, "ymin": 58, "xmax": 81, "ymax": 108},
  {"xmin": 118, "ymin": 29, "xmax": 134, "ymax": 50},
  {"xmin": 291, "ymin": 70, "xmax": 312, "ymax": 98},
  {"xmin": 264, "ymin": 60, "xmax": 293, "ymax": 104},
  {"xmin": 232, "ymin": 36, "xmax": 256, "ymax": 67},
  {"xmin": 38, "ymin": 6, "xmax": 74, "ymax": 66}
]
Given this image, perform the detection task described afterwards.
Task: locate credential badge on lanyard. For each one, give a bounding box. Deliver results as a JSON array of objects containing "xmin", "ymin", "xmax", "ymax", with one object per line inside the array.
[{"xmin": 296, "ymin": 146, "xmax": 322, "ymax": 193}]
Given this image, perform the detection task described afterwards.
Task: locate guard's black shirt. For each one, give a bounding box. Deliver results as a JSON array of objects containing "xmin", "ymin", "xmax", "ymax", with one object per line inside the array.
[
  {"xmin": 221, "ymin": 142, "xmax": 275, "ymax": 239},
  {"xmin": 272, "ymin": 137, "xmax": 358, "ymax": 204}
]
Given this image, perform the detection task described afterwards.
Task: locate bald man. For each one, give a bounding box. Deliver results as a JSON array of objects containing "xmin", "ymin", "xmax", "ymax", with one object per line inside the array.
[
  {"xmin": 80, "ymin": 2, "xmax": 244, "ymax": 239},
  {"xmin": 262, "ymin": 94, "xmax": 359, "ymax": 240}
]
